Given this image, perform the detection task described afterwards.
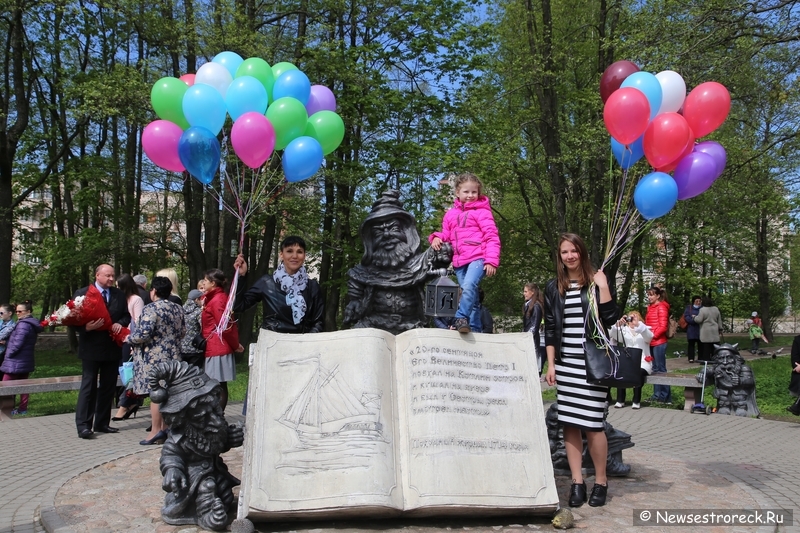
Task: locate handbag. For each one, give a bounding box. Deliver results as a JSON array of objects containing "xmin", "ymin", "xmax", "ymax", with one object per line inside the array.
[
  {"xmin": 584, "ymin": 332, "xmax": 644, "ymax": 388},
  {"xmin": 118, "ymin": 359, "xmax": 134, "ymax": 386},
  {"xmin": 191, "ymin": 331, "xmax": 208, "ymax": 351}
]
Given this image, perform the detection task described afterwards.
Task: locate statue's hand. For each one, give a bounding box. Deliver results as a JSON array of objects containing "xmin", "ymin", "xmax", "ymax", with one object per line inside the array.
[
  {"xmin": 430, "ymin": 242, "xmax": 453, "ymax": 267},
  {"xmin": 163, "ymin": 468, "xmax": 188, "ymax": 494},
  {"xmin": 228, "ymin": 423, "xmax": 244, "ymax": 448},
  {"xmin": 343, "ymin": 301, "xmax": 361, "ymax": 324}
]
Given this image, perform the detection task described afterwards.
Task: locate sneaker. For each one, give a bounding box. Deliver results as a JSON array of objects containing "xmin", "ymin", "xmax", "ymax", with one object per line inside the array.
[
  {"xmin": 632, "ymin": 403, "xmax": 641, "ymax": 409},
  {"xmin": 665, "ymin": 401, "xmax": 673, "ymax": 406},
  {"xmin": 454, "ymin": 318, "xmax": 470, "ymax": 333},
  {"xmin": 11, "ymin": 408, "xmax": 27, "ymax": 416},
  {"xmin": 613, "ymin": 402, "xmax": 624, "ymax": 408}
]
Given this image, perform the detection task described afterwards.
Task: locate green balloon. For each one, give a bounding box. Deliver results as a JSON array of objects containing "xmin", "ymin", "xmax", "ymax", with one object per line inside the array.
[
  {"xmin": 305, "ymin": 111, "xmax": 345, "ymax": 155},
  {"xmin": 266, "ymin": 97, "xmax": 308, "ymax": 150},
  {"xmin": 150, "ymin": 77, "xmax": 189, "ymax": 129},
  {"xmin": 271, "ymin": 61, "xmax": 298, "ymax": 80},
  {"xmin": 236, "ymin": 58, "xmax": 275, "ymax": 104}
]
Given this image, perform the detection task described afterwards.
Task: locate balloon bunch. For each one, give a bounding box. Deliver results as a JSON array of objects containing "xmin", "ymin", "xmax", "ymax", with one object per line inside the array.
[
  {"xmin": 143, "ymin": 52, "xmax": 344, "ymax": 183},
  {"xmin": 143, "ymin": 51, "xmax": 346, "ymax": 336},
  {"xmin": 598, "ymin": 60, "xmax": 731, "ymax": 268}
]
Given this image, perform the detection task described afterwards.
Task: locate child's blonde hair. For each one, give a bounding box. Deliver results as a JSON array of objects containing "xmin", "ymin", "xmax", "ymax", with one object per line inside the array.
[{"xmin": 453, "ymin": 172, "xmax": 483, "ymax": 195}]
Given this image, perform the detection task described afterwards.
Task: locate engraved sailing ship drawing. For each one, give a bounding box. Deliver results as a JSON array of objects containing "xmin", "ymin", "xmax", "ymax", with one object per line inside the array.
[{"xmin": 276, "ymin": 358, "xmax": 387, "ymax": 473}]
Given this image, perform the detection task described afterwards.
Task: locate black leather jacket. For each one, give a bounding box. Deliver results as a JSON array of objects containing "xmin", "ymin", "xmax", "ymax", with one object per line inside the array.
[
  {"xmin": 234, "ymin": 274, "xmax": 324, "ymax": 333},
  {"xmin": 544, "ymin": 278, "xmax": 619, "ymax": 356}
]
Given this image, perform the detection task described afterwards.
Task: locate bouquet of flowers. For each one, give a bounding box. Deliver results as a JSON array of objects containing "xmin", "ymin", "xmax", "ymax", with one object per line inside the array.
[{"xmin": 41, "ymin": 284, "xmax": 129, "ymax": 346}]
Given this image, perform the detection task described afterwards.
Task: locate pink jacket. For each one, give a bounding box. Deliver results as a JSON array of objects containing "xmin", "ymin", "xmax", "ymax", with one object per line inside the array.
[{"xmin": 429, "ymin": 196, "xmax": 501, "ymax": 268}]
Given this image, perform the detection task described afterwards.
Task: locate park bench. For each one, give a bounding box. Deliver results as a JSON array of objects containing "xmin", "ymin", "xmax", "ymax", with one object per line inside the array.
[
  {"xmin": 645, "ymin": 374, "xmax": 705, "ymax": 410},
  {"xmin": 0, "ymin": 375, "xmax": 122, "ymax": 421}
]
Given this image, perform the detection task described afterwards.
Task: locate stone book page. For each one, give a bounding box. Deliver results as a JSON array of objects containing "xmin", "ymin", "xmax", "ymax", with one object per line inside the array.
[
  {"xmin": 238, "ymin": 328, "xmax": 558, "ymax": 522},
  {"xmin": 239, "ymin": 329, "xmax": 403, "ymax": 520},
  {"xmin": 395, "ymin": 329, "xmax": 558, "ymax": 515}
]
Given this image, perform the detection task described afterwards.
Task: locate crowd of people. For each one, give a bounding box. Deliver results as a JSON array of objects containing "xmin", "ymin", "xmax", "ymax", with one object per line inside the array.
[{"xmin": 5, "ymin": 172, "xmax": 800, "ymax": 512}]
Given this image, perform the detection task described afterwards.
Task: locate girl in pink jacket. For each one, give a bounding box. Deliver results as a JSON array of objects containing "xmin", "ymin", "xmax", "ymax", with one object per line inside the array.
[{"xmin": 430, "ymin": 173, "xmax": 501, "ymax": 333}]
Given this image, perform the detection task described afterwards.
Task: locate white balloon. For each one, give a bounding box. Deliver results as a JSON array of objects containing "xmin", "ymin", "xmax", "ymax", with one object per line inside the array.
[
  {"xmin": 655, "ymin": 70, "xmax": 686, "ymax": 115},
  {"xmin": 195, "ymin": 62, "xmax": 233, "ymax": 99}
]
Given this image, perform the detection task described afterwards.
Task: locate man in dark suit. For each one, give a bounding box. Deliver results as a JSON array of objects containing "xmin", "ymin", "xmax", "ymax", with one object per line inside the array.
[{"xmin": 74, "ymin": 264, "xmax": 131, "ymax": 439}]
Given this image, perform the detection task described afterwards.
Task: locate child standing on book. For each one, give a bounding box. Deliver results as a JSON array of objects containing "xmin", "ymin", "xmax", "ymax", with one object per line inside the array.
[{"xmin": 430, "ymin": 173, "xmax": 500, "ymax": 333}]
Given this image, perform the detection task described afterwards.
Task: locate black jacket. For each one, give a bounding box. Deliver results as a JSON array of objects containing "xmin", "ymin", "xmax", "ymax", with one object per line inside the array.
[
  {"xmin": 234, "ymin": 274, "xmax": 324, "ymax": 333},
  {"xmin": 73, "ymin": 285, "xmax": 131, "ymax": 362},
  {"xmin": 544, "ymin": 278, "xmax": 619, "ymax": 357},
  {"xmin": 524, "ymin": 300, "xmax": 543, "ymax": 351}
]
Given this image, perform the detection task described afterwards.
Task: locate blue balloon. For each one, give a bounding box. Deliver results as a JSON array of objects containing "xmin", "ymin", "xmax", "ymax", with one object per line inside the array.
[
  {"xmin": 634, "ymin": 172, "xmax": 678, "ymax": 220},
  {"xmin": 178, "ymin": 127, "xmax": 220, "ymax": 184},
  {"xmin": 225, "ymin": 76, "xmax": 269, "ymax": 121},
  {"xmin": 212, "ymin": 51, "xmax": 244, "ymax": 78},
  {"xmin": 183, "ymin": 83, "xmax": 227, "ymax": 135},
  {"xmin": 272, "ymin": 71, "xmax": 311, "ymax": 105},
  {"xmin": 621, "ymin": 72, "xmax": 662, "ymax": 121},
  {"xmin": 611, "ymin": 135, "xmax": 644, "ymax": 169},
  {"xmin": 282, "ymin": 136, "xmax": 323, "ymax": 182}
]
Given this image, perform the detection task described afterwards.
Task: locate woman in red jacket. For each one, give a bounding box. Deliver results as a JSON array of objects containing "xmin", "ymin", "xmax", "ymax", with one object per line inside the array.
[
  {"xmin": 201, "ymin": 269, "xmax": 243, "ymax": 411},
  {"xmin": 645, "ymin": 285, "xmax": 671, "ymax": 404}
]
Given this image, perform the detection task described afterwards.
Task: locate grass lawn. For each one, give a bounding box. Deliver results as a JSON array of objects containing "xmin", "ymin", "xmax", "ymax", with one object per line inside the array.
[{"xmin": 9, "ymin": 333, "xmax": 799, "ymax": 423}]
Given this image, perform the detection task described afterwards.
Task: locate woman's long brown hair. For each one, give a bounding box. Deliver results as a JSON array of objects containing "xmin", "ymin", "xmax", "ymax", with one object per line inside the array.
[
  {"xmin": 555, "ymin": 233, "xmax": 595, "ymax": 296},
  {"xmin": 524, "ymin": 282, "xmax": 544, "ymax": 318}
]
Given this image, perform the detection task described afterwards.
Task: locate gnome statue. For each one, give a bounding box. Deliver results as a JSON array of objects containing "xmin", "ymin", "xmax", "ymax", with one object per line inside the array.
[
  {"xmin": 343, "ymin": 189, "xmax": 452, "ymax": 334},
  {"xmin": 149, "ymin": 360, "xmax": 243, "ymax": 531}
]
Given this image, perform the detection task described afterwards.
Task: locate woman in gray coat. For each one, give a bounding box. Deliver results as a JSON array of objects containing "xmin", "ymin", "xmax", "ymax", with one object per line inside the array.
[{"xmin": 693, "ymin": 296, "xmax": 722, "ymax": 362}]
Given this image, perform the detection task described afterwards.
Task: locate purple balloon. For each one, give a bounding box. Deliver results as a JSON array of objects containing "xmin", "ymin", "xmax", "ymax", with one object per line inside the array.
[
  {"xmin": 673, "ymin": 152, "xmax": 718, "ymax": 200},
  {"xmin": 306, "ymin": 85, "xmax": 337, "ymax": 116},
  {"xmin": 694, "ymin": 140, "xmax": 726, "ymax": 178}
]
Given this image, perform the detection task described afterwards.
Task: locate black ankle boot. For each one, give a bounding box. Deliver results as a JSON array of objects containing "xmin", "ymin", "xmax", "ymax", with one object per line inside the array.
[
  {"xmin": 787, "ymin": 397, "xmax": 800, "ymax": 416},
  {"xmin": 568, "ymin": 481, "xmax": 587, "ymax": 507},
  {"xmin": 588, "ymin": 483, "xmax": 608, "ymax": 507}
]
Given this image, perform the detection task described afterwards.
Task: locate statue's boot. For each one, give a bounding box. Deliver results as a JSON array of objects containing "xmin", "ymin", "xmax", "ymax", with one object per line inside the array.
[{"xmin": 787, "ymin": 397, "xmax": 800, "ymax": 416}]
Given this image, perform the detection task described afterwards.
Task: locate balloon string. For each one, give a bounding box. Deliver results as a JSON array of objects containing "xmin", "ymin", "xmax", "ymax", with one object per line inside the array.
[{"xmin": 210, "ymin": 160, "xmax": 287, "ymax": 340}]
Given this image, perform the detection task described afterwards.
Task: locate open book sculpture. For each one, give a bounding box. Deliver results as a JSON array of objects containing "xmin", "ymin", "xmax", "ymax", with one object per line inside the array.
[{"xmin": 236, "ymin": 328, "xmax": 558, "ymax": 523}]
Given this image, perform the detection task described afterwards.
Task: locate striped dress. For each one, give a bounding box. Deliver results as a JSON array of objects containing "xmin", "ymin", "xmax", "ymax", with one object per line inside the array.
[{"xmin": 554, "ymin": 282, "xmax": 608, "ymax": 431}]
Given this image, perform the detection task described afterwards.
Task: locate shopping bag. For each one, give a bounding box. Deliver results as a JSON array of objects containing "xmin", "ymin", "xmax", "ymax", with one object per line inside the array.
[{"xmin": 118, "ymin": 360, "xmax": 134, "ymax": 386}]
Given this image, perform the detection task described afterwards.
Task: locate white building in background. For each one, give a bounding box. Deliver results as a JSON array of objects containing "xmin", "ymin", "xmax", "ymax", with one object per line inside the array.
[{"xmin": 12, "ymin": 189, "xmax": 196, "ymax": 266}]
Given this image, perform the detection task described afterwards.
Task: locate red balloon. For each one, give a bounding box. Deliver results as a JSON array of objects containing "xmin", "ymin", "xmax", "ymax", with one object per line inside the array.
[
  {"xmin": 600, "ymin": 60, "xmax": 640, "ymax": 103},
  {"xmin": 603, "ymin": 87, "xmax": 650, "ymax": 145},
  {"xmin": 683, "ymin": 81, "xmax": 730, "ymax": 138},
  {"xmin": 656, "ymin": 129, "xmax": 695, "ymax": 173},
  {"xmin": 643, "ymin": 112, "xmax": 691, "ymax": 169},
  {"xmin": 179, "ymin": 73, "xmax": 196, "ymax": 86}
]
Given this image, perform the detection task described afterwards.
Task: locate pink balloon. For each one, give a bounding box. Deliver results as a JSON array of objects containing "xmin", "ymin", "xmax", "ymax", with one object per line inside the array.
[
  {"xmin": 231, "ymin": 112, "xmax": 276, "ymax": 169},
  {"xmin": 603, "ymin": 87, "xmax": 650, "ymax": 145},
  {"xmin": 683, "ymin": 81, "xmax": 730, "ymax": 138},
  {"xmin": 643, "ymin": 112, "xmax": 691, "ymax": 169},
  {"xmin": 142, "ymin": 120, "xmax": 185, "ymax": 172},
  {"xmin": 179, "ymin": 73, "xmax": 196, "ymax": 86},
  {"xmin": 306, "ymin": 85, "xmax": 337, "ymax": 116}
]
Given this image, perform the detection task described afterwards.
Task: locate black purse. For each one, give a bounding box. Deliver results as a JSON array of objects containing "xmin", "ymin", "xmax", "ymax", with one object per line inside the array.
[
  {"xmin": 584, "ymin": 331, "xmax": 644, "ymax": 388},
  {"xmin": 191, "ymin": 332, "xmax": 208, "ymax": 351}
]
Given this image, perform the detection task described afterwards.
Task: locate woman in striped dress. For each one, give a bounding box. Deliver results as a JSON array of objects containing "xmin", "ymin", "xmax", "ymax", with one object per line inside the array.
[{"xmin": 544, "ymin": 233, "xmax": 619, "ymax": 508}]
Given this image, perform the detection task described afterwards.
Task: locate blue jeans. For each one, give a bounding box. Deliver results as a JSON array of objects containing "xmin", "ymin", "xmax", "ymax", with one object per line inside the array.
[
  {"xmin": 651, "ymin": 343, "xmax": 671, "ymax": 402},
  {"xmin": 454, "ymin": 259, "xmax": 485, "ymax": 332}
]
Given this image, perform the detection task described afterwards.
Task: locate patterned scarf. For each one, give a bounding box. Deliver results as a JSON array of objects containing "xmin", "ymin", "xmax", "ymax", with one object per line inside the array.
[{"xmin": 273, "ymin": 263, "xmax": 308, "ymax": 325}]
